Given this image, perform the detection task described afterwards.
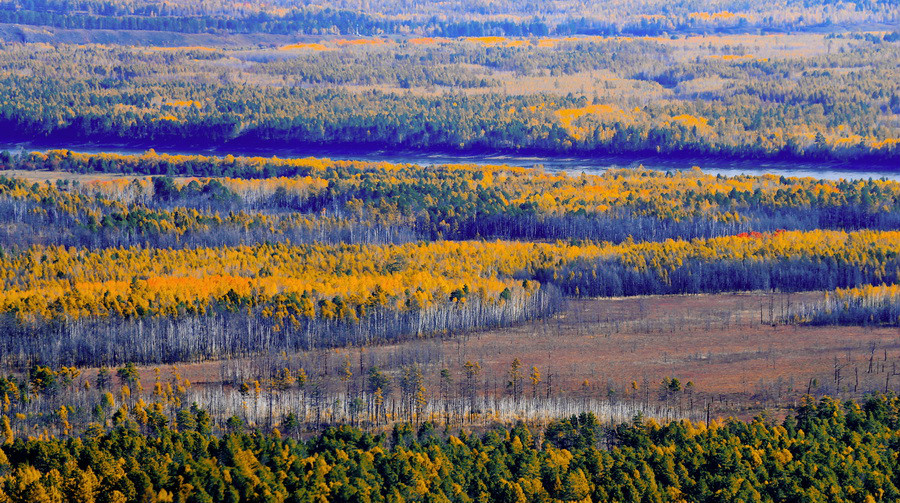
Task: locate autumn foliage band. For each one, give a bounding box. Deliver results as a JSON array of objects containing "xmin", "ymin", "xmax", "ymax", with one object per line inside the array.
[
  {"xmin": 4, "ymin": 151, "xmax": 900, "ymax": 364},
  {"xmin": 1, "ymin": 229, "xmax": 899, "ymax": 365}
]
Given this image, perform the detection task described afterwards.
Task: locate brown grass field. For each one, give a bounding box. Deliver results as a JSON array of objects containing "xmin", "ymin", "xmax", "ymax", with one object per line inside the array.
[
  {"xmin": 461, "ymin": 292, "xmax": 900, "ymax": 404},
  {"xmin": 116, "ymin": 291, "xmax": 900, "ymax": 420}
]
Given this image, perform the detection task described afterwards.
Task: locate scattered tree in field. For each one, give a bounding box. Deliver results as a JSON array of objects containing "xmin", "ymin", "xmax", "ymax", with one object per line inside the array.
[
  {"xmin": 508, "ymin": 358, "xmax": 523, "ymax": 403},
  {"xmin": 530, "ymin": 366, "xmax": 542, "ymax": 400}
]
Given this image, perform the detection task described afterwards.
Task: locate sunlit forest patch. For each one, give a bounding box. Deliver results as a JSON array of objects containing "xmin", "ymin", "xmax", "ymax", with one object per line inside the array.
[{"xmin": 278, "ymin": 42, "xmax": 335, "ymax": 51}]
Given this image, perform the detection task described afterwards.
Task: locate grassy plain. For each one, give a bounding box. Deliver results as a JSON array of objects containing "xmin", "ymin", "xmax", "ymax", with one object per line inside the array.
[{"xmin": 104, "ymin": 292, "xmax": 900, "ymax": 421}]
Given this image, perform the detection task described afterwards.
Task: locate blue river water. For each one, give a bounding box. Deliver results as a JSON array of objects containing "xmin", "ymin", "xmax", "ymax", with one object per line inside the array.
[{"xmin": 1, "ymin": 142, "xmax": 897, "ymax": 181}]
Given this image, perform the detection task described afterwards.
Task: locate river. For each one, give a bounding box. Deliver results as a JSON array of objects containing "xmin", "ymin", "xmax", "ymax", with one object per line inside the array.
[{"xmin": 2, "ymin": 142, "xmax": 897, "ymax": 181}]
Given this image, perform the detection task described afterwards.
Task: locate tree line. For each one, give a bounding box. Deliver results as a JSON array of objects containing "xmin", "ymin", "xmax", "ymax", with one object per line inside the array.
[
  {"xmin": 789, "ymin": 283, "xmax": 900, "ymax": 327},
  {"xmin": 1, "ymin": 229, "xmax": 900, "ymax": 365},
  {"xmin": 0, "ymin": 38, "xmax": 896, "ymax": 163},
  {"xmin": 0, "ymin": 395, "xmax": 896, "ymax": 502},
  {"xmin": 3, "ymin": 0, "xmax": 894, "ymax": 37},
  {"xmin": 8, "ymin": 152, "xmax": 900, "ymax": 246}
]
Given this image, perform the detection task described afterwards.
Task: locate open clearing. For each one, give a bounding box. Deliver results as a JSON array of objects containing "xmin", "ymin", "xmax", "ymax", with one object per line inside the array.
[{"xmin": 123, "ymin": 291, "xmax": 900, "ymax": 418}]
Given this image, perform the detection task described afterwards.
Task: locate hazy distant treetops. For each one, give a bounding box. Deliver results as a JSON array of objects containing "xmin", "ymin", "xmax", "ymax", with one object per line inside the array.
[
  {"xmin": 285, "ymin": 0, "xmax": 900, "ymax": 23},
  {"xmin": 0, "ymin": 0, "xmax": 896, "ymax": 36},
  {"xmin": 0, "ymin": 169, "xmax": 380, "ymax": 249},
  {"xmin": 0, "ymin": 36, "xmax": 896, "ymax": 162}
]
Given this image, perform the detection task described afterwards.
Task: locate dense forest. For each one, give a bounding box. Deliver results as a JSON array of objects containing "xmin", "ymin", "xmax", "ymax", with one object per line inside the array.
[
  {"xmin": 0, "ymin": 396, "xmax": 898, "ymax": 502},
  {"xmin": 3, "ymin": 152, "xmax": 900, "ymax": 365},
  {"xmin": 1, "ymin": 0, "xmax": 896, "ymax": 36},
  {"xmin": 7, "ymin": 150, "xmax": 900, "ymax": 246},
  {"xmin": 4, "ymin": 227, "xmax": 900, "ymax": 365},
  {"xmin": 1, "ymin": 227, "xmax": 899, "ymax": 365},
  {"xmin": 1, "ymin": 2, "xmax": 900, "ymax": 498},
  {"xmin": 0, "ymin": 33, "xmax": 896, "ymax": 163}
]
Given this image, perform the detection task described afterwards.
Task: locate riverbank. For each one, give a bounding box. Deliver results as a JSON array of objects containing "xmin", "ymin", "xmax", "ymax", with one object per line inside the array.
[{"xmin": 3, "ymin": 141, "xmax": 898, "ymax": 181}]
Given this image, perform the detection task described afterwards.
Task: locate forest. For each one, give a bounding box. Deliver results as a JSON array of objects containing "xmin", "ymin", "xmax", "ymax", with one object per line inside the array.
[
  {"xmin": 7, "ymin": 150, "xmax": 900, "ymax": 245},
  {"xmin": 0, "ymin": 395, "xmax": 897, "ymax": 502},
  {"xmin": 0, "ymin": 151, "xmax": 900, "ymax": 368},
  {"xmin": 0, "ymin": 152, "xmax": 899, "ymax": 498},
  {"xmin": 2, "ymin": 155, "xmax": 899, "ymax": 499},
  {"xmin": 1, "ymin": 0, "xmax": 896, "ymax": 36},
  {"xmin": 0, "ymin": 32, "xmax": 897, "ymax": 163},
  {"xmin": 2, "ymin": 0, "xmax": 900, "ymax": 499},
  {"xmin": 3, "ymin": 152, "xmax": 900, "ymax": 365}
]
